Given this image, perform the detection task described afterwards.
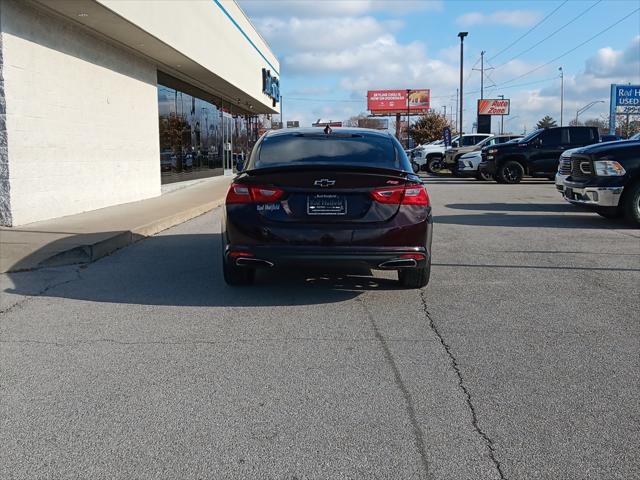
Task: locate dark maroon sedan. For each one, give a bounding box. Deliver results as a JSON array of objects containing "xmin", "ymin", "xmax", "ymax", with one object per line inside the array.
[{"xmin": 221, "ymin": 128, "xmax": 433, "ymax": 288}]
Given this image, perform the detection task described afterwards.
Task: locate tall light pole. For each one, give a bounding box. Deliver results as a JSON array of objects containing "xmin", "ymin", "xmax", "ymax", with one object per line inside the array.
[
  {"xmin": 498, "ymin": 94, "xmax": 504, "ymax": 134},
  {"xmin": 458, "ymin": 32, "xmax": 468, "ymax": 136},
  {"xmin": 575, "ymin": 100, "xmax": 605, "ymax": 124},
  {"xmin": 406, "ymin": 88, "xmax": 411, "ymax": 148},
  {"xmin": 559, "ymin": 67, "xmax": 564, "ymax": 126}
]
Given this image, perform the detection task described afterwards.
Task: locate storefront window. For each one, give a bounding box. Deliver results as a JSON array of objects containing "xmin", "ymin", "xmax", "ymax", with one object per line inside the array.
[
  {"xmin": 157, "ymin": 77, "xmax": 260, "ymax": 183},
  {"xmin": 158, "ymin": 83, "xmax": 224, "ymax": 184}
]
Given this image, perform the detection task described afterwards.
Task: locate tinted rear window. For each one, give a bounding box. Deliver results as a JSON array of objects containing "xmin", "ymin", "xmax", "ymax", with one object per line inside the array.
[{"xmin": 253, "ymin": 133, "xmax": 403, "ymax": 170}]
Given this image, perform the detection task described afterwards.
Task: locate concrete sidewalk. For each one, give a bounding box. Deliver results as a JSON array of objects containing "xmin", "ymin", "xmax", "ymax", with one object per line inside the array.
[{"xmin": 0, "ymin": 176, "xmax": 231, "ymax": 273}]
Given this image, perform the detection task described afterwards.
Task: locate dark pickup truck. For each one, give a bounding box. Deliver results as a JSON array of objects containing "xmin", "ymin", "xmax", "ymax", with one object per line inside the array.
[
  {"xmin": 480, "ymin": 126, "xmax": 600, "ymax": 183},
  {"xmin": 562, "ymin": 139, "xmax": 640, "ymax": 225}
]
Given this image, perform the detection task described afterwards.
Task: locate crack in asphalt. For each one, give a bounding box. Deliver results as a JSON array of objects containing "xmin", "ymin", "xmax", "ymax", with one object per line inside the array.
[
  {"xmin": 0, "ymin": 267, "xmax": 83, "ymax": 317},
  {"xmin": 419, "ymin": 290, "xmax": 507, "ymax": 480},
  {"xmin": 358, "ymin": 296, "xmax": 431, "ymax": 480}
]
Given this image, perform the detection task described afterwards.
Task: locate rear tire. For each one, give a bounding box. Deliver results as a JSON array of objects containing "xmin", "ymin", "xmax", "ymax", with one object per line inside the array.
[
  {"xmin": 398, "ymin": 260, "xmax": 431, "ymax": 289},
  {"xmin": 623, "ymin": 181, "xmax": 640, "ymax": 226},
  {"xmin": 496, "ymin": 160, "xmax": 524, "ymax": 184},
  {"xmin": 223, "ymin": 260, "xmax": 255, "ymax": 286}
]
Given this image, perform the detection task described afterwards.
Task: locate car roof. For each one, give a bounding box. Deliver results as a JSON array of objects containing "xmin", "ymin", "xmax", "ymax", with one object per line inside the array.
[{"xmin": 264, "ymin": 127, "xmax": 393, "ymax": 139}]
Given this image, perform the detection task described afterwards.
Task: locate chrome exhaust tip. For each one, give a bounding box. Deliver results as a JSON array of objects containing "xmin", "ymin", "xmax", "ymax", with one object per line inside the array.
[
  {"xmin": 235, "ymin": 257, "xmax": 274, "ymax": 268},
  {"xmin": 378, "ymin": 258, "xmax": 418, "ymax": 269}
]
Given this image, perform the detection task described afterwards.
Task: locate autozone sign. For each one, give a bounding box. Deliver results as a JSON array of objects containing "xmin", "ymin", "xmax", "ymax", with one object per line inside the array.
[{"xmin": 478, "ymin": 99, "xmax": 510, "ymax": 115}]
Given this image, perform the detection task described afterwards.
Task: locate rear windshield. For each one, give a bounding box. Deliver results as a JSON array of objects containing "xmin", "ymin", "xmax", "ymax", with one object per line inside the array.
[{"xmin": 252, "ymin": 133, "xmax": 405, "ymax": 170}]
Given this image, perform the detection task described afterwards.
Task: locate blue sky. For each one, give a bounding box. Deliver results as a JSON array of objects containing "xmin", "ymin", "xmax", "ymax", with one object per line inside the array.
[{"xmin": 238, "ymin": 0, "xmax": 640, "ymax": 133}]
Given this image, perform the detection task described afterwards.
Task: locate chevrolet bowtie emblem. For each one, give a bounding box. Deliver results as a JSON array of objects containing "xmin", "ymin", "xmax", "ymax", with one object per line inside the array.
[{"xmin": 314, "ymin": 179, "xmax": 336, "ymax": 187}]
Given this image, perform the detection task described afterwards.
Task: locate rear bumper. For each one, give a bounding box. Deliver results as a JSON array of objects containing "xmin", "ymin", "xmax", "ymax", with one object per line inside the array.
[{"xmin": 224, "ymin": 246, "xmax": 431, "ymax": 270}]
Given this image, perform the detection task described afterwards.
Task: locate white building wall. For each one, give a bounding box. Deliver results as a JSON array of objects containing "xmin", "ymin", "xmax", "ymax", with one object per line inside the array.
[
  {"xmin": 1, "ymin": 0, "xmax": 160, "ymax": 226},
  {"xmin": 97, "ymin": 0, "xmax": 280, "ymax": 112}
]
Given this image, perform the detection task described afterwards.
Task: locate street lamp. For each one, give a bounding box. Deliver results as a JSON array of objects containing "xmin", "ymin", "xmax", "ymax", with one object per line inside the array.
[
  {"xmin": 498, "ymin": 94, "xmax": 504, "ymax": 134},
  {"xmin": 406, "ymin": 88, "xmax": 411, "ymax": 149},
  {"xmin": 458, "ymin": 32, "xmax": 468, "ymax": 136},
  {"xmin": 559, "ymin": 67, "xmax": 564, "ymax": 126},
  {"xmin": 575, "ymin": 100, "xmax": 605, "ymax": 124}
]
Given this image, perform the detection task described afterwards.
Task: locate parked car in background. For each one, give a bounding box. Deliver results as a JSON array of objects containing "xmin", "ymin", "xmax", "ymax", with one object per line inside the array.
[
  {"xmin": 561, "ymin": 139, "xmax": 640, "ymax": 224},
  {"xmin": 450, "ymin": 134, "xmax": 522, "ymax": 177},
  {"xmin": 440, "ymin": 134, "xmax": 493, "ymax": 175},
  {"xmin": 415, "ymin": 134, "xmax": 492, "ymax": 173},
  {"xmin": 479, "ymin": 126, "xmax": 600, "ymax": 184},
  {"xmin": 411, "ymin": 138, "xmax": 450, "ymax": 172},
  {"xmin": 222, "ymin": 128, "xmax": 433, "ymax": 288},
  {"xmin": 458, "ymin": 137, "xmax": 523, "ymax": 180}
]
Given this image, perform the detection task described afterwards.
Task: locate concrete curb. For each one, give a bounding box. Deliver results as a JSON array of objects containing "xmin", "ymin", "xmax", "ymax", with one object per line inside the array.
[{"xmin": 33, "ymin": 198, "xmax": 224, "ymax": 271}]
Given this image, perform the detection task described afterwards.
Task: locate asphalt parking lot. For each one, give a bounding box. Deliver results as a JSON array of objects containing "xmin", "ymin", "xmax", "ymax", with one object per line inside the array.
[{"xmin": 1, "ymin": 177, "xmax": 639, "ymax": 480}]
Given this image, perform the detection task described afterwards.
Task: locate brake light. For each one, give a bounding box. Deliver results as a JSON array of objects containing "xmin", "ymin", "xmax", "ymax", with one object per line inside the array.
[
  {"xmin": 370, "ymin": 187, "xmax": 405, "ymax": 204},
  {"xmin": 225, "ymin": 183, "xmax": 284, "ymax": 204},
  {"xmin": 370, "ymin": 185, "xmax": 430, "ymax": 206}
]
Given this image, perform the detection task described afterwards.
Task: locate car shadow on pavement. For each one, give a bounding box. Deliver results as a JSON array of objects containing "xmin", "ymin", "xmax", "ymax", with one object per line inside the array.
[
  {"xmin": 445, "ymin": 202, "xmax": 579, "ymax": 213},
  {"xmin": 3, "ymin": 233, "xmax": 403, "ymax": 308},
  {"xmin": 434, "ymin": 212, "xmax": 633, "ymax": 229}
]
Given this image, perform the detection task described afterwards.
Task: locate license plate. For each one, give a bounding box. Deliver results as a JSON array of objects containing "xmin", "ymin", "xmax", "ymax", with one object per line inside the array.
[
  {"xmin": 565, "ymin": 187, "xmax": 573, "ymax": 198},
  {"xmin": 307, "ymin": 194, "xmax": 347, "ymax": 215}
]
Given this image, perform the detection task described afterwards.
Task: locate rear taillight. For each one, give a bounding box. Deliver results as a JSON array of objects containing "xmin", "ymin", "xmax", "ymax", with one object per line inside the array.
[
  {"xmin": 370, "ymin": 185, "xmax": 430, "ymax": 206},
  {"xmin": 225, "ymin": 183, "xmax": 284, "ymax": 204}
]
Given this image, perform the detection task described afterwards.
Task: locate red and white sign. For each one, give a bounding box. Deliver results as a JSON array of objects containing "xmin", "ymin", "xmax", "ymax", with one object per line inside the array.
[
  {"xmin": 367, "ymin": 89, "xmax": 430, "ymax": 114},
  {"xmin": 478, "ymin": 99, "xmax": 510, "ymax": 115}
]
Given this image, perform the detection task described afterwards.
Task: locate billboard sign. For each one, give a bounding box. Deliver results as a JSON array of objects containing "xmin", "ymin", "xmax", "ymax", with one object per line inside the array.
[
  {"xmin": 477, "ymin": 99, "xmax": 510, "ymax": 115},
  {"xmin": 312, "ymin": 120, "xmax": 343, "ymax": 127},
  {"xmin": 367, "ymin": 89, "xmax": 430, "ymax": 114},
  {"xmin": 357, "ymin": 118, "xmax": 389, "ymax": 129}
]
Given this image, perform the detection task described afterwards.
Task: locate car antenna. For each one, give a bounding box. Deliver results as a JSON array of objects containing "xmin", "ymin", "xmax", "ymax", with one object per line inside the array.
[{"xmin": 323, "ymin": 125, "xmax": 332, "ymax": 134}]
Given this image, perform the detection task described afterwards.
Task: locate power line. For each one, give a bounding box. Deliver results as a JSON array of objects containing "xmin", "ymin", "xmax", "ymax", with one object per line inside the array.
[
  {"xmin": 487, "ymin": 0, "xmax": 568, "ymax": 62},
  {"xmin": 498, "ymin": 8, "xmax": 640, "ymax": 87},
  {"xmin": 496, "ymin": 0, "xmax": 602, "ymax": 69}
]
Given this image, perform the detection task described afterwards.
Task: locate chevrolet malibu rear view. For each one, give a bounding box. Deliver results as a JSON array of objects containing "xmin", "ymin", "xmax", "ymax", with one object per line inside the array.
[{"xmin": 222, "ymin": 128, "xmax": 433, "ymax": 288}]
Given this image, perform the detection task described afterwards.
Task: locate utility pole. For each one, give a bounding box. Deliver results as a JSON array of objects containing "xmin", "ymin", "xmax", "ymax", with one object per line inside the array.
[
  {"xmin": 443, "ymin": 105, "xmax": 447, "ymax": 119},
  {"xmin": 458, "ymin": 32, "xmax": 468, "ymax": 135},
  {"xmin": 498, "ymin": 94, "xmax": 504, "ymax": 134},
  {"xmin": 406, "ymin": 89, "xmax": 411, "ymax": 148},
  {"xmin": 280, "ymin": 95, "xmax": 283, "ymax": 127},
  {"xmin": 472, "ymin": 51, "xmax": 495, "ymax": 100},
  {"xmin": 559, "ymin": 67, "xmax": 564, "ymax": 126}
]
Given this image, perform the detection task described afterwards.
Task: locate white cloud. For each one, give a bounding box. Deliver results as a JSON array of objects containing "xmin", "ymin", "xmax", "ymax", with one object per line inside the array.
[
  {"xmin": 238, "ymin": 0, "xmax": 441, "ymax": 18},
  {"xmin": 585, "ymin": 35, "xmax": 640, "ymax": 78},
  {"xmin": 253, "ymin": 16, "xmax": 402, "ymax": 54},
  {"xmin": 457, "ymin": 10, "xmax": 542, "ymax": 28}
]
